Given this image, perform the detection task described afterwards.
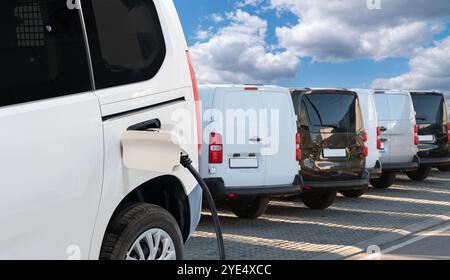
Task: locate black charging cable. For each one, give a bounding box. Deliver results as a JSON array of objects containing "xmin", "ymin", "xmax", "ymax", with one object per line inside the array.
[{"xmin": 180, "ymin": 153, "xmax": 226, "ymax": 260}]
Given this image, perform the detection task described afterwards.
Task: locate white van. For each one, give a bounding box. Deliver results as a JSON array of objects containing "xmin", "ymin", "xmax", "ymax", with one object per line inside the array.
[
  {"xmin": 199, "ymin": 85, "xmax": 302, "ymax": 219},
  {"xmin": 370, "ymin": 90, "xmax": 419, "ymax": 189},
  {"xmin": 0, "ymin": 0, "xmax": 201, "ymax": 260},
  {"xmin": 352, "ymin": 89, "xmax": 382, "ymax": 178}
]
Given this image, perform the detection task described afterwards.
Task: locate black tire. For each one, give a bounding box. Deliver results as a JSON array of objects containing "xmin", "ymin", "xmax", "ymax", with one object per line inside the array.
[
  {"xmin": 406, "ymin": 166, "xmax": 432, "ymax": 181},
  {"xmin": 340, "ymin": 186, "xmax": 368, "ymax": 198},
  {"xmin": 438, "ymin": 165, "xmax": 450, "ymax": 172},
  {"xmin": 231, "ymin": 197, "xmax": 270, "ymax": 219},
  {"xmin": 370, "ymin": 172, "xmax": 396, "ymax": 189},
  {"xmin": 100, "ymin": 203, "xmax": 184, "ymax": 260},
  {"xmin": 302, "ymin": 191, "xmax": 336, "ymax": 210}
]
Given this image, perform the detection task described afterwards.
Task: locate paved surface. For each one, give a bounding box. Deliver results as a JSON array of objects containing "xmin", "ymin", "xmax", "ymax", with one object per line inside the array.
[{"xmin": 185, "ymin": 170, "xmax": 450, "ymax": 260}]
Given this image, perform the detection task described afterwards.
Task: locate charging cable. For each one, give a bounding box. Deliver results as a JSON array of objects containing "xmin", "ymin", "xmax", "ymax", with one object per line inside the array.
[{"xmin": 180, "ymin": 152, "xmax": 226, "ymax": 260}]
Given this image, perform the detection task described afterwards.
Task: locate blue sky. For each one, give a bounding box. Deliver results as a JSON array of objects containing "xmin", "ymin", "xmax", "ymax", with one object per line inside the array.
[{"xmin": 174, "ymin": 0, "xmax": 450, "ymax": 92}]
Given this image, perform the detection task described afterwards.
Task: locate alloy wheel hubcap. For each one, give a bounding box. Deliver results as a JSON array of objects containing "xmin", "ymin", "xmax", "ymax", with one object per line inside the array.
[{"xmin": 126, "ymin": 228, "xmax": 176, "ymax": 260}]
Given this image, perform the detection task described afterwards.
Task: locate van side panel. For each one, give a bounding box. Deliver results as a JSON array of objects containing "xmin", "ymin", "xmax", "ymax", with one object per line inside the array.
[
  {"xmin": 373, "ymin": 94, "xmax": 391, "ymax": 163},
  {"xmin": 0, "ymin": 94, "xmax": 103, "ymax": 259},
  {"xmin": 357, "ymin": 92, "xmax": 379, "ymax": 169}
]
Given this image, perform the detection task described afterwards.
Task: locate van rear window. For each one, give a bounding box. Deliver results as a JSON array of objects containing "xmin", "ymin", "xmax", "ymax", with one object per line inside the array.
[
  {"xmin": 301, "ymin": 93, "xmax": 357, "ymax": 133},
  {"xmin": 411, "ymin": 93, "xmax": 445, "ymax": 124}
]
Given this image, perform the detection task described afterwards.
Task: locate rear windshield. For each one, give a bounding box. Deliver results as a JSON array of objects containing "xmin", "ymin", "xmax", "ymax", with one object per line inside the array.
[
  {"xmin": 301, "ymin": 93, "xmax": 358, "ymax": 133},
  {"xmin": 411, "ymin": 94, "xmax": 445, "ymax": 124}
]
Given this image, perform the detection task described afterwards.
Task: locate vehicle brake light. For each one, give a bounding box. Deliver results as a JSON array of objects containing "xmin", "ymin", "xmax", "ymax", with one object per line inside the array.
[
  {"xmin": 376, "ymin": 127, "xmax": 382, "ymax": 150},
  {"xmin": 363, "ymin": 131, "xmax": 368, "ymax": 157},
  {"xmin": 209, "ymin": 132, "xmax": 223, "ymax": 164},
  {"xmin": 296, "ymin": 133, "xmax": 301, "ymax": 161},
  {"xmin": 244, "ymin": 87, "xmax": 259, "ymax": 91},
  {"xmin": 186, "ymin": 50, "xmax": 202, "ymax": 154},
  {"xmin": 414, "ymin": 124, "xmax": 419, "ymax": 146},
  {"xmin": 447, "ymin": 123, "xmax": 450, "ymax": 143}
]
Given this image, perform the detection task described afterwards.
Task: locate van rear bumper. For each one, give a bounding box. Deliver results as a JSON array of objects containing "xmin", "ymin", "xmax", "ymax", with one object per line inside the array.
[
  {"xmin": 204, "ymin": 175, "xmax": 303, "ymax": 200},
  {"xmin": 368, "ymin": 161, "xmax": 382, "ymax": 179},
  {"xmin": 303, "ymin": 171, "xmax": 369, "ymax": 191},
  {"xmin": 419, "ymin": 153, "xmax": 450, "ymax": 167},
  {"xmin": 382, "ymin": 155, "xmax": 420, "ymax": 172}
]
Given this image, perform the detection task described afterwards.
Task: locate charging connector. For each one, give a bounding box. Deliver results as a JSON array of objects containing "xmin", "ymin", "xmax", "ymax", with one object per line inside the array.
[{"xmin": 180, "ymin": 152, "xmax": 226, "ymax": 260}]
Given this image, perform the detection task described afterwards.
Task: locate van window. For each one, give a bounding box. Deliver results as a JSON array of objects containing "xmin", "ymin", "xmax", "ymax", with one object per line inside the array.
[
  {"xmin": 82, "ymin": 0, "xmax": 166, "ymax": 90},
  {"xmin": 0, "ymin": 0, "xmax": 91, "ymax": 107},
  {"xmin": 411, "ymin": 94, "xmax": 445, "ymax": 124},
  {"xmin": 388, "ymin": 95, "xmax": 412, "ymax": 120},
  {"xmin": 301, "ymin": 93, "xmax": 357, "ymax": 133},
  {"xmin": 373, "ymin": 94, "xmax": 390, "ymax": 121}
]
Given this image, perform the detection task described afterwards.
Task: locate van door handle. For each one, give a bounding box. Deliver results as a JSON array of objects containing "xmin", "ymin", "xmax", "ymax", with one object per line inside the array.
[
  {"xmin": 249, "ymin": 137, "xmax": 262, "ymax": 142},
  {"xmin": 380, "ymin": 126, "xmax": 387, "ymax": 132}
]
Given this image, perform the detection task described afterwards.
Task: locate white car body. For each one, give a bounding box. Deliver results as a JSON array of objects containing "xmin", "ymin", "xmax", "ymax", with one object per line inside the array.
[
  {"xmin": 371, "ymin": 89, "xmax": 419, "ymax": 172},
  {"xmin": 353, "ymin": 89, "xmax": 382, "ymax": 176},
  {"xmin": 199, "ymin": 85, "xmax": 302, "ymax": 200},
  {"xmin": 0, "ymin": 0, "xmax": 201, "ymax": 260}
]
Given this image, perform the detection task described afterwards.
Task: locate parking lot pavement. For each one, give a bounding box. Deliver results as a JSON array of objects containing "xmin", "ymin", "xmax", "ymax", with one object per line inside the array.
[{"xmin": 184, "ymin": 170, "xmax": 450, "ymax": 260}]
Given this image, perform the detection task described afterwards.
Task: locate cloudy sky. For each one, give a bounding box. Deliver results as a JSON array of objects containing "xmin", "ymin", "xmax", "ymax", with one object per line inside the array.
[{"xmin": 173, "ymin": 0, "xmax": 450, "ymax": 93}]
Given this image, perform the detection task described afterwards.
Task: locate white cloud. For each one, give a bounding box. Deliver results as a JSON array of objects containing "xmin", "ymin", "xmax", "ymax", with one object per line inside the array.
[
  {"xmin": 269, "ymin": 0, "xmax": 450, "ymax": 62},
  {"xmin": 373, "ymin": 36, "xmax": 450, "ymax": 93},
  {"xmin": 190, "ymin": 10, "xmax": 300, "ymax": 84}
]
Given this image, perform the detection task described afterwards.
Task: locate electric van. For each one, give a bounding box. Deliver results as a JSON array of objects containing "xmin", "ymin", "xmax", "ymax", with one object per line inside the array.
[
  {"xmin": 352, "ymin": 89, "xmax": 383, "ymax": 178},
  {"xmin": 0, "ymin": 0, "xmax": 201, "ymax": 260},
  {"xmin": 199, "ymin": 85, "xmax": 302, "ymax": 219},
  {"xmin": 290, "ymin": 89, "xmax": 369, "ymax": 210},
  {"xmin": 370, "ymin": 90, "xmax": 419, "ymax": 189},
  {"xmin": 409, "ymin": 91, "xmax": 450, "ymax": 178}
]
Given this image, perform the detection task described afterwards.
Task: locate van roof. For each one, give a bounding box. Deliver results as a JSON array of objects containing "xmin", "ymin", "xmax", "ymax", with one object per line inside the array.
[
  {"xmin": 290, "ymin": 87, "xmax": 349, "ymax": 92},
  {"xmin": 351, "ymin": 89, "xmax": 411, "ymax": 96}
]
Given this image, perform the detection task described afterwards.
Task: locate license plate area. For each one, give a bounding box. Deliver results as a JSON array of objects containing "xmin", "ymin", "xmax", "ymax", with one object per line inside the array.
[
  {"xmin": 322, "ymin": 148, "xmax": 347, "ymax": 158},
  {"xmin": 229, "ymin": 158, "xmax": 258, "ymax": 169},
  {"xmin": 419, "ymin": 135, "xmax": 434, "ymax": 143}
]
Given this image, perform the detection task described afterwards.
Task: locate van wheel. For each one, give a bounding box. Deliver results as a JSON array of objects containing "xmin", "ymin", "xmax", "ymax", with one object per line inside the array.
[
  {"xmin": 231, "ymin": 197, "xmax": 270, "ymax": 219},
  {"xmin": 302, "ymin": 191, "xmax": 336, "ymax": 210},
  {"xmin": 340, "ymin": 186, "xmax": 368, "ymax": 198},
  {"xmin": 406, "ymin": 166, "xmax": 431, "ymax": 181},
  {"xmin": 438, "ymin": 165, "xmax": 450, "ymax": 172},
  {"xmin": 100, "ymin": 203, "xmax": 183, "ymax": 260},
  {"xmin": 370, "ymin": 172, "xmax": 396, "ymax": 189}
]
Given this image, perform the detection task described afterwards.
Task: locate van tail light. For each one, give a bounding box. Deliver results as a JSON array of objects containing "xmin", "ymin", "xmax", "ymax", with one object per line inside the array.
[
  {"xmin": 186, "ymin": 50, "xmax": 202, "ymax": 154},
  {"xmin": 296, "ymin": 132, "xmax": 301, "ymax": 161},
  {"xmin": 414, "ymin": 124, "xmax": 419, "ymax": 146},
  {"xmin": 363, "ymin": 131, "xmax": 368, "ymax": 157},
  {"xmin": 376, "ymin": 127, "xmax": 382, "ymax": 150},
  {"xmin": 447, "ymin": 123, "xmax": 450, "ymax": 143},
  {"xmin": 209, "ymin": 132, "xmax": 223, "ymax": 164}
]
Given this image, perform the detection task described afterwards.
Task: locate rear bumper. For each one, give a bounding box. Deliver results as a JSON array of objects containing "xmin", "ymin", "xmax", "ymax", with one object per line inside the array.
[
  {"xmin": 303, "ymin": 170, "xmax": 369, "ymax": 191},
  {"xmin": 367, "ymin": 160, "xmax": 382, "ymax": 179},
  {"xmin": 382, "ymin": 155, "xmax": 420, "ymax": 172},
  {"xmin": 204, "ymin": 175, "xmax": 303, "ymax": 200},
  {"xmin": 419, "ymin": 153, "xmax": 450, "ymax": 167}
]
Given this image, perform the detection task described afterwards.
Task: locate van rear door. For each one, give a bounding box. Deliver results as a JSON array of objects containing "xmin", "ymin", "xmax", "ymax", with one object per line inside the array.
[
  {"xmin": 387, "ymin": 93, "xmax": 416, "ymax": 163},
  {"xmin": 373, "ymin": 93, "xmax": 391, "ymax": 162},
  {"xmin": 261, "ymin": 91, "xmax": 298, "ymax": 186},
  {"xmin": 411, "ymin": 92, "xmax": 448, "ymax": 157},
  {"xmin": 299, "ymin": 91, "xmax": 364, "ymax": 180},
  {"xmin": 221, "ymin": 90, "xmax": 266, "ymax": 187}
]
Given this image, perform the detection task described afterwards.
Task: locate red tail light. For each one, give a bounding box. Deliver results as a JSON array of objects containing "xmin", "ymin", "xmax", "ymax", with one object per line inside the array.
[
  {"xmin": 209, "ymin": 132, "xmax": 223, "ymax": 164},
  {"xmin": 363, "ymin": 131, "xmax": 368, "ymax": 157},
  {"xmin": 363, "ymin": 146, "xmax": 369, "ymax": 158},
  {"xmin": 376, "ymin": 127, "xmax": 382, "ymax": 150},
  {"xmin": 447, "ymin": 123, "xmax": 450, "ymax": 143},
  {"xmin": 414, "ymin": 124, "xmax": 419, "ymax": 146},
  {"xmin": 186, "ymin": 50, "xmax": 202, "ymax": 154},
  {"xmin": 296, "ymin": 132, "xmax": 301, "ymax": 161}
]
